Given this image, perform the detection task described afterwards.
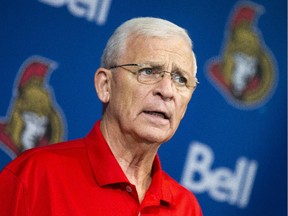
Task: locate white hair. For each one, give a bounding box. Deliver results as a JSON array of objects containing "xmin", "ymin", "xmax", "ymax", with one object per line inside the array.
[{"xmin": 101, "ymin": 17, "xmax": 194, "ymax": 68}]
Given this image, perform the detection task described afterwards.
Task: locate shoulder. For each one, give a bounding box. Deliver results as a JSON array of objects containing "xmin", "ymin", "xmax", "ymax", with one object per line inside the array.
[
  {"xmin": 19, "ymin": 138, "xmax": 84, "ymax": 160},
  {"xmin": 2, "ymin": 138, "xmax": 86, "ymax": 178},
  {"xmin": 162, "ymin": 171, "xmax": 191, "ymax": 194},
  {"xmin": 161, "ymin": 171, "xmax": 202, "ymax": 214}
]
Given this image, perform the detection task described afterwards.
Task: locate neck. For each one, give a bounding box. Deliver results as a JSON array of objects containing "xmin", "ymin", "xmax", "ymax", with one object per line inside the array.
[
  {"xmin": 100, "ymin": 117, "xmax": 160, "ymax": 202},
  {"xmin": 117, "ymin": 152, "xmax": 154, "ymax": 202}
]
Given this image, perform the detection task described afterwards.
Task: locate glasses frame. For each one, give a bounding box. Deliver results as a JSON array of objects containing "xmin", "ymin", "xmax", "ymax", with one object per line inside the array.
[{"xmin": 109, "ymin": 63, "xmax": 199, "ymax": 90}]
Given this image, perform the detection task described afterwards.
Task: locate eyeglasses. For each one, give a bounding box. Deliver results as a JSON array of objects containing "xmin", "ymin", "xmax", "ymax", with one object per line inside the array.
[{"xmin": 109, "ymin": 63, "xmax": 199, "ymax": 90}]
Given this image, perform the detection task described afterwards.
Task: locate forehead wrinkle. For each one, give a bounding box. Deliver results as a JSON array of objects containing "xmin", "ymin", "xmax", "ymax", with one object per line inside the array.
[
  {"xmin": 125, "ymin": 36, "xmax": 195, "ymax": 75},
  {"xmin": 163, "ymin": 46, "xmax": 195, "ymax": 76},
  {"xmin": 171, "ymin": 62, "xmax": 192, "ymax": 78}
]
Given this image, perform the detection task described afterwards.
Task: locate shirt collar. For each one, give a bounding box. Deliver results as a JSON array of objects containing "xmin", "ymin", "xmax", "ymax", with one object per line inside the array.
[
  {"xmin": 84, "ymin": 120, "xmax": 175, "ymax": 206},
  {"xmin": 85, "ymin": 121, "xmax": 128, "ymax": 185}
]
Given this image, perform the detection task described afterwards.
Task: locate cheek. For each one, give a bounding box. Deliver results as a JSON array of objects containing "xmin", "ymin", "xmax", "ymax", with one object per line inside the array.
[
  {"xmin": 110, "ymin": 78, "xmax": 146, "ymax": 115},
  {"xmin": 175, "ymin": 95, "xmax": 192, "ymax": 118}
]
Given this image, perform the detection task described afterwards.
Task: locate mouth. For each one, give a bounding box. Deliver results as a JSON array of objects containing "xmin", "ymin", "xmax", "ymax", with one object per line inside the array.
[{"xmin": 143, "ymin": 111, "xmax": 170, "ymax": 120}]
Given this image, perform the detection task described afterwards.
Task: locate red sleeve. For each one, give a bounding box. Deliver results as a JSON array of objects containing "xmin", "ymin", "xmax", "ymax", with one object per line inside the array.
[{"xmin": 0, "ymin": 168, "xmax": 27, "ymax": 215}]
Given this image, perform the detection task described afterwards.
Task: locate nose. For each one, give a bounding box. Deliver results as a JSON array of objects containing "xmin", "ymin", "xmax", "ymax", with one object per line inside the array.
[{"xmin": 153, "ymin": 73, "xmax": 174, "ymax": 101}]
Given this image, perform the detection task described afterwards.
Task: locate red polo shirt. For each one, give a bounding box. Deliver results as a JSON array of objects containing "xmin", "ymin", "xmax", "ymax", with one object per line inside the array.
[{"xmin": 0, "ymin": 121, "xmax": 202, "ymax": 215}]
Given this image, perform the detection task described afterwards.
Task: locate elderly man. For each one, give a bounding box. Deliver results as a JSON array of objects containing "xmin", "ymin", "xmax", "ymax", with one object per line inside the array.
[{"xmin": 0, "ymin": 17, "xmax": 202, "ymax": 215}]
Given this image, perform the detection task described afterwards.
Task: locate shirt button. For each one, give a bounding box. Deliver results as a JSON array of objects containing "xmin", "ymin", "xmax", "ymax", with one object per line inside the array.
[{"xmin": 126, "ymin": 185, "xmax": 132, "ymax": 193}]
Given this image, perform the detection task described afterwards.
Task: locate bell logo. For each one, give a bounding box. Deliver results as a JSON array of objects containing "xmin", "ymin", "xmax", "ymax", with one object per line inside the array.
[
  {"xmin": 39, "ymin": 0, "xmax": 112, "ymax": 25},
  {"xmin": 181, "ymin": 142, "xmax": 258, "ymax": 208}
]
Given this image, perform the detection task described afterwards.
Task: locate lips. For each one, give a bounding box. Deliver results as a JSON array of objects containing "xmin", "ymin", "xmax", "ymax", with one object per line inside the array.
[{"xmin": 143, "ymin": 110, "xmax": 170, "ymax": 120}]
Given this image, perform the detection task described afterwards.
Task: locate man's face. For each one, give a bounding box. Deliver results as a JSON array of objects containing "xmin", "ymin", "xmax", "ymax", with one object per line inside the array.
[{"xmin": 106, "ymin": 35, "xmax": 196, "ymax": 144}]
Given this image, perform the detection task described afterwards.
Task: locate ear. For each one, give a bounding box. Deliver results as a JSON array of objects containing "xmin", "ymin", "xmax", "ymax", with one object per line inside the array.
[{"xmin": 94, "ymin": 68, "xmax": 112, "ymax": 103}]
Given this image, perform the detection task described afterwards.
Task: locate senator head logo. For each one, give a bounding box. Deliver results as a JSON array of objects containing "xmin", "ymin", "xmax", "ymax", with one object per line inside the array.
[
  {"xmin": 0, "ymin": 56, "xmax": 66, "ymax": 159},
  {"xmin": 207, "ymin": 2, "xmax": 277, "ymax": 109}
]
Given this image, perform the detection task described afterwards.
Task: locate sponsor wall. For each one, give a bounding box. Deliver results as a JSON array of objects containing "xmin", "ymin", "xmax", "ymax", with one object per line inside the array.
[{"xmin": 0, "ymin": 0, "xmax": 286, "ymax": 215}]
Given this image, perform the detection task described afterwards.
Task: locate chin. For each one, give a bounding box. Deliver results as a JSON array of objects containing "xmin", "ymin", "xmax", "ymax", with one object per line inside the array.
[{"xmin": 140, "ymin": 129, "xmax": 173, "ymax": 144}]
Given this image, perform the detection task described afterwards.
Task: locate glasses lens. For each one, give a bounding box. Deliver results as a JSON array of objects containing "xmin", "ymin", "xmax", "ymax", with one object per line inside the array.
[
  {"xmin": 112, "ymin": 64, "xmax": 198, "ymax": 91},
  {"xmin": 171, "ymin": 73, "xmax": 188, "ymax": 87},
  {"xmin": 137, "ymin": 67, "xmax": 162, "ymax": 84}
]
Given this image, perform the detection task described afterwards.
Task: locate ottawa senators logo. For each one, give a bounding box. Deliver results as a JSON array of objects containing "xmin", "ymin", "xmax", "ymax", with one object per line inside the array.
[
  {"xmin": 207, "ymin": 2, "xmax": 277, "ymax": 109},
  {"xmin": 0, "ymin": 56, "xmax": 66, "ymax": 160}
]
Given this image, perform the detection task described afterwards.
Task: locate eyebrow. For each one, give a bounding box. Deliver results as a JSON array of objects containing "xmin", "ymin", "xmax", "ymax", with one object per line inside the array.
[
  {"xmin": 141, "ymin": 61, "xmax": 164, "ymax": 68},
  {"xmin": 172, "ymin": 63, "xmax": 192, "ymax": 77}
]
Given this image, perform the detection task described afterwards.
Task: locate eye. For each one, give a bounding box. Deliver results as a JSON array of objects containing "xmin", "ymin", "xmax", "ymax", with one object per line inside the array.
[
  {"xmin": 138, "ymin": 67, "xmax": 162, "ymax": 76},
  {"xmin": 172, "ymin": 73, "xmax": 188, "ymax": 86},
  {"xmin": 138, "ymin": 68, "xmax": 154, "ymax": 76}
]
